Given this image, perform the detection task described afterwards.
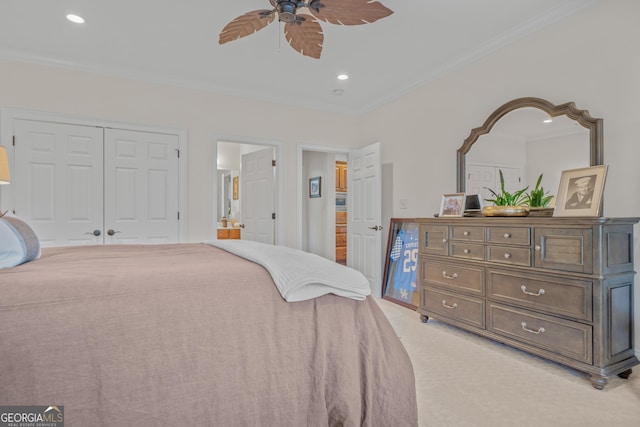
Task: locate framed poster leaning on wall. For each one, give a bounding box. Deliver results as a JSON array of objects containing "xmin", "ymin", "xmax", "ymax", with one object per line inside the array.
[{"xmin": 382, "ymin": 218, "xmax": 419, "ymax": 310}]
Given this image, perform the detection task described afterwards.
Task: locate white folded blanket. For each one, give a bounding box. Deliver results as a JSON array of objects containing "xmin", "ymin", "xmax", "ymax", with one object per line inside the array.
[{"xmin": 205, "ymin": 240, "xmax": 371, "ymax": 302}]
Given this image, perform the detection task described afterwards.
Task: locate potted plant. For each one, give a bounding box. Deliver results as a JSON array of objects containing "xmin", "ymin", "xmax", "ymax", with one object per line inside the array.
[
  {"xmin": 483, "ymin": 169, "xmax": 530, "ymax": 216},
  {"xmin": 525, "ymin": 174, "xmax": 554, "ymax": 208}
]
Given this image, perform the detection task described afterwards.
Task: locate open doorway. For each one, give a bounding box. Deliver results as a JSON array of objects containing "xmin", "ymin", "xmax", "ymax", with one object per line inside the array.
[
  {"xmin": 214, "ymin": 138, "xmax": 283, "ymax": 244},
  {"xmin": 297, "ymin": 145, "xmax": 351, "ymax": 264}
]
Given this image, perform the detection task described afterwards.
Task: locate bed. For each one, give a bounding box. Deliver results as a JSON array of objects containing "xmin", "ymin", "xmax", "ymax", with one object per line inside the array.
[{"xmin": 0, "ymin": 240, "xmax": 418, "ymax": 426}]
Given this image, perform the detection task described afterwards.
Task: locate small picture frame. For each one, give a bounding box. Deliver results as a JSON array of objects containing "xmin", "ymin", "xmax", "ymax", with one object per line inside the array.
[
  {"xmin": 309, "ymin": 176, "xmax": 321, "ymax": 198},
  {"xmin": 439, "ymin": 193, "xmax": 466, "ymax": 217},
  {"xmin": 553, "ymin": 165, "xmax": 607, "ymax": 217},
  {"xmin": 464, "ymin": 194, "xmax": 481, "ymax": 211},
  {"xmin": 233, "ymin": 176, "xmax": 239, "ymax": 200}
]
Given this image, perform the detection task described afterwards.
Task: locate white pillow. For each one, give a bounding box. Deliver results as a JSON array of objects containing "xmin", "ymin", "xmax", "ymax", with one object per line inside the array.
[{"xmin": 0, "ymin": 215, "xmax": 41, "ymax": 268}]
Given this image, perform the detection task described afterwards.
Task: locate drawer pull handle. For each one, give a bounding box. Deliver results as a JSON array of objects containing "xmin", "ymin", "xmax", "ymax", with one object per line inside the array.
[
  {"xmin": 442, "ymin": 300, "xmax": 458, "ymax": 309},
  {"xmin": 504, "ymin": 233, "xmax": 511, "ymax": 238},
  {"xmin": 521, "ymin": 322, "xmax": 545, "ymax": 335},
  {"xmin": 504, "ymin": 253, "xmax": 511, "ymax": 259},
  {"xmin": 442, "ymin": 271, "xmax": 458, "ymax": 280},
  {"xmin": 464, "ymin": 231, "xmax": 470, "ymax": 236},
  {"xmin": 535, "ymin": 245, "xmax": 541, "ymax": 251},
  {"xmin": 521, "ymin": 285, "xmax": 545, "ymax": 297},
  {"xmin": 463, "ymin": 249, "xmax": 470, "ymax": 254},
  {"xmin": 442, "ymin": 238, "xmax": 448, "ymax": 243}
]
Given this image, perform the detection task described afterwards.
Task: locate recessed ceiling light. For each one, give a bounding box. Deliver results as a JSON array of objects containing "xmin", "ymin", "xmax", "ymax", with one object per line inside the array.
[
  {"xmin": 543, "ymin": 118, "xmax": 553, "ymax": 123},
  {"xmin": 66, "ymin": 14, "xmax": 85, "ymax": 24},
  {"xmin": 337, "ymin": 74, "xmax": 349, "ymax": 81}
]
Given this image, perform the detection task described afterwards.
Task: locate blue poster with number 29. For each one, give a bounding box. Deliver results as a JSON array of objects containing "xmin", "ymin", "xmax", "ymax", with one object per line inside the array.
[{"xmin": 383, "ymin": 221, "xmax": 419, "ymax": 307}]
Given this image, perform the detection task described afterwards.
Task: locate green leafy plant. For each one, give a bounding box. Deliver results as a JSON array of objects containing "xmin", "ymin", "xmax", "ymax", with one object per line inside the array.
[
  {"xmin": 485, "ymin": 169, "xmax": 528, "ymax": 206},
  {"xmin": 525, "ymin": 174, "xmax": 554, "ymax": 208}
]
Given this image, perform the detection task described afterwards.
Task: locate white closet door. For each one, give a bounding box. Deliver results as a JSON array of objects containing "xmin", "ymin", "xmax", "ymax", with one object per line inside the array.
[
  {"xmin": 467, "ymin": 164, "xmax": 495, "ymax": 204},
  {"xmin": 104, "ymin": 129, "xmax": 180, "ymax": 244},
  {"xmin": 467, "ymin": 164, "xmax": 523, "ymax": 206},
  {"xmin": 14, "ymin": 119, "xmax": 104, "ymax": 247}
]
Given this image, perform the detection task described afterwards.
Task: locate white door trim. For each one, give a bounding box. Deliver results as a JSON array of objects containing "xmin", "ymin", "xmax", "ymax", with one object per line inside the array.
[
  {"xmin": 213, "ymin": 135, "xmax": 284, "ymax": 245},
  {"xmin": 295, "ymin": 144, "xmax": 352, "ymax": 251},
  {"xmin": 0, "ymin": 107, "xmax": 188, "ymax": 241}
]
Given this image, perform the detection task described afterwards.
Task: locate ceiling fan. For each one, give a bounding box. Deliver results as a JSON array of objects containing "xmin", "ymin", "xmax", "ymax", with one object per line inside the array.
[{"xmin": 218, "ymin": 0, "xmax": 393, "ymax": 59}]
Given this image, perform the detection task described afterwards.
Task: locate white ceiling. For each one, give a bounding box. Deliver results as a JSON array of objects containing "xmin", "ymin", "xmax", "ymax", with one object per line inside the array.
[{"xmin": 0, "ymin": 0, "xmax": 597, "ymax": 115}]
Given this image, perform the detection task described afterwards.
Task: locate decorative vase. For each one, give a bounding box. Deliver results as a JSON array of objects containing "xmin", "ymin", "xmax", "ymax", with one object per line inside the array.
[
  {"xmin": 221, "ymin": 217, "xmax": 228, "ymax": 227},
  {"xmin": 481, "ymin": 206, "xmax": 530, "ymax": 217}
]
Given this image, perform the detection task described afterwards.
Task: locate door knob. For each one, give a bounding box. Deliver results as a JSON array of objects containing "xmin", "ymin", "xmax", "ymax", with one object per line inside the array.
[
  {"xmin": 107, "ymin": 229, "xmax": 121, "ymax": 236},
  {"xmin": 85, "ymin": 230, "xmax": 101, "ymax": 236},
  {"xmin": 368, "ymin": 225, "xmax": 383, "ymax": 231}
]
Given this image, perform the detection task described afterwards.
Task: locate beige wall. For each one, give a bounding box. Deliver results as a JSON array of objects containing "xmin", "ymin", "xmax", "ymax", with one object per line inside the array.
[
  {"xmin": 1, "ymin": 1, "xmax": 639, "ymax": 352},
  {"xmin": 361, "ymin": 0, "xmax": 640, "ymax": 353},
  {"xmin": 0, "ymin": 60, "xmax": 360, "ymax": 245}
]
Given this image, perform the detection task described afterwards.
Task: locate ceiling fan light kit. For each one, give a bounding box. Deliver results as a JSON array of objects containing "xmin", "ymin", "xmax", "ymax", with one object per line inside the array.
[{"xmin": 219, "ymin": 0, "xmax": 393, "ymax": 59}]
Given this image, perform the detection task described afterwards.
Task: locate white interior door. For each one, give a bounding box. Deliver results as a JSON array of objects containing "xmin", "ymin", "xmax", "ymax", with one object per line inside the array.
[
  {"xmin": 240, "ymin": 148, "xmax": 275, "ymax": 244},
  {"xmin": 348, "ymin": 142, "xmax": 382, "ymax": 296},
  {"xmin": 467, "ymin": 164, "xmax": 495, "ymax": 205},
  {"xmin": 104, "ymin": 129, "xmax": 180, "ymax": 244},
  {"xmin": 467, "ymin": 164, "xmax": 522, "ymax": 206},
  {"xmin": 14, "ymin": 119, "xmax": 104, "ymax": 247}
]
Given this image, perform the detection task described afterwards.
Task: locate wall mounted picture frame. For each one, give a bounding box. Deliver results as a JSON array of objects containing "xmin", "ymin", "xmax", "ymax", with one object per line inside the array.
[
  {"xmin": 382, "ymin": 219, "xmax": 419, "ymax": 310},
  {"xmin": 232, "ymin": 176, "xmax": 239, "ymax": 200},
  {"xmin": 553, "ymin": 165, "xmax": 607, "ymax": 217},
  {"xmin": 439, "ymin": 193, "xmax": 466, "ymax": 217},
  {"xmin": 309, "ymin": 176, "xmax": 321, "ymax": 198}
]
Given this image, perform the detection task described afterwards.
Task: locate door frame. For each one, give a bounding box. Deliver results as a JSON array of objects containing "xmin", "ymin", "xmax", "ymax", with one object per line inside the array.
[
  {"xmin": 0, "ymin": 107, "xmax": 188, "ymax": 241},
  {"xmin": 296, "ymin": 143, "xmax": 351, "ymax": 251},
  {"xmin": 213, "ymin": 135, "xmax": 284, "ymax": 244}
]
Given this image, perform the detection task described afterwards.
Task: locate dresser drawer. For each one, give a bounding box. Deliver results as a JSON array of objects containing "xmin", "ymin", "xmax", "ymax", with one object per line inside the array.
[
  {"xmin": 486, "ymin": 226, "xmax": 530, "ymax": 246},
  {"xmin": 487, "ymin": 269, "xmax": 592, "ymax": 321},
  {"xmin": 420, "ymin": 224, "xmax": 449, "ymax": 256},
  {"xmin": 422, "ymin": 259, "xmax": 484, "ymax": 295},
  {"xmin": 422, "ymin": 287, "xmax": 485, "ymax": 329},
  {"xmin": 451, "ymin": 226, "xmax": 484, "ymax": 242},
  {"xmin": 451, "ymin": 242, "xmax": 484, "ymax": 261},
  {"xmin": 487, "ymin": 245, "xmax": 531, "ymax": 267},
  {"xmin": 488, "ymin": 303, "xmax": 592, "ymax": 364}
]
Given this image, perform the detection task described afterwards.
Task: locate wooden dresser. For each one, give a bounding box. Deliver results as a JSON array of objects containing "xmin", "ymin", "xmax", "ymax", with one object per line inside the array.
[{"xmin": 416, "ymin": 216, "xmax": 639, "ymax": 389}]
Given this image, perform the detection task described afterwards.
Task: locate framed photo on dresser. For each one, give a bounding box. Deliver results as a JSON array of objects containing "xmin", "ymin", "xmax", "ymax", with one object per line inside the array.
[
  {"xmin": 439, "ymin": 193, "xmax": 465, "ymax": 217},
  {"xmin": 554, "ymin": 165, "xmax": 607, "ymax": 217}
]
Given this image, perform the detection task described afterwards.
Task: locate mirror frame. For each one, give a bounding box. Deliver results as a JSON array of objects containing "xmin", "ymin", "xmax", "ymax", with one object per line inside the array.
[{"xmin": 457, "ymin": 97, "xmax": 603, "ymax": 193}]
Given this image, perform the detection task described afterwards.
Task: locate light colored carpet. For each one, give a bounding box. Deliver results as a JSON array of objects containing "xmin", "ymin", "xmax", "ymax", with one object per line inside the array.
[{"xmin": 375, "ymin": 298, "xmax": 640, "ymax": 427}]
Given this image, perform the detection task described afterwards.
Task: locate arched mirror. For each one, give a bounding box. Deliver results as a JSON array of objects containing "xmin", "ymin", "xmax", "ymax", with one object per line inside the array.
[{"xmin": 457, "ymin": 97, "xmax": 603, "ymax": 203}]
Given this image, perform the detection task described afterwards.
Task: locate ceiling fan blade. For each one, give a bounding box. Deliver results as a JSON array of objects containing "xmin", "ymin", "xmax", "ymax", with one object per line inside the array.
[
  {"xmin": 219, "ymin": 10, "xmax": 275, "ymax": 45},
  {"xmin": 307, "ymin": 0, "xmax": 393, "ymax": 25},
  {"xmin": 284, "ymin": 14, "xmax": 324, "ymax": 59}
]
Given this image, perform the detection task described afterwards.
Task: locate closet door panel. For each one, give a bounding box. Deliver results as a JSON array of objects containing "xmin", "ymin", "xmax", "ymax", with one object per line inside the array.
[
  {"xmin": 104, "ymin": 129, "xmax": 179, "ymax": 244},
  {"xmin": 14, "ymin": 119, "xmax": 104, "ymax": 246}
]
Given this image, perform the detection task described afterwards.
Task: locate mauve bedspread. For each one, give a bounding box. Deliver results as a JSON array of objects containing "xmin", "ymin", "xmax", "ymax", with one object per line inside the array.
[{"xmin": 0, "ymin": 244, "xmax": 418, "ymax": 426}]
